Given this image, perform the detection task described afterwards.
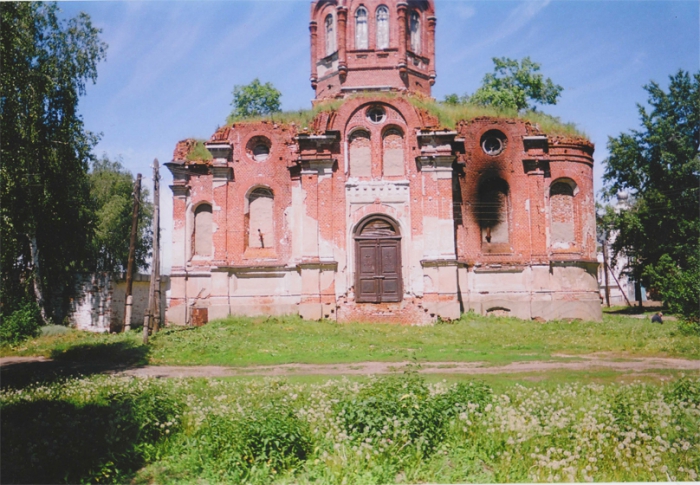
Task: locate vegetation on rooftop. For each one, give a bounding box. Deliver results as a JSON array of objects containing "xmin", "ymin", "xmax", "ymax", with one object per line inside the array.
[
  {"xmin": 223, "ymin": 92, "xmax": 585, "ymax": 138},
  {"xmin": 186, "ymin": 139, "xmax": 212, "ymax": 161}
]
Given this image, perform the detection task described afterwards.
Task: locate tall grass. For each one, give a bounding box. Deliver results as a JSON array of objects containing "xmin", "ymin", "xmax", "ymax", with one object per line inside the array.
[
  {"xmin": 185, "ymin": 139, "xmax": 212, "ymax": 161},
  {"xmin": 225, "ymin": 98, "xmax": 344, "ymax": 128},
  {"xmin": 221, "ymin": 93, "xmax": 586, "ymax": 138},
  {"xmin": 2, "ymin": 374, "xmax": 698, "ymax": 484},
  {"xmin": 406, "ymin": 96, "xmax": 586, "ymax": 137}
]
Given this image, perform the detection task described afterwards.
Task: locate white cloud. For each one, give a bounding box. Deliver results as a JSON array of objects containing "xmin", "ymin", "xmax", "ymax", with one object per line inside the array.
[
  {"xmin": 455, "ymin": 4, "xmax": 477, "ymax": 20},
  {"xmin": 450, "ymin": 0, "xmax": 553, "ymax": 63}
]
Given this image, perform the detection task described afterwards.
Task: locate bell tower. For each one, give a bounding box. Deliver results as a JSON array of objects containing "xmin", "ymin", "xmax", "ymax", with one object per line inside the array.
[{"xmin": 309, "ymin": 0, "xmax": 436, "ymax": 100}]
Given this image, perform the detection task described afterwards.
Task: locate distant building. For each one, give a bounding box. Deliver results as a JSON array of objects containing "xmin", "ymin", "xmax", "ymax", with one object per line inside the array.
[
  {"xmin": 166, "ymin": 0, "xmax": 601, "ymax": 325},
  {"xmin": 68, "ymin": 273, "xmax": 168, "ymax": 333},
  {"xmin": 598, "ymin": 191, "xmax": 641, "ymax": 306}
]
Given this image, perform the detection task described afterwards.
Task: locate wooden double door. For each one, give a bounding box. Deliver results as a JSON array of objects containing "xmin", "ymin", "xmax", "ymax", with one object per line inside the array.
[{"xmin": 355, "ymin": 218, "xmax": 402, "ymax": 303}]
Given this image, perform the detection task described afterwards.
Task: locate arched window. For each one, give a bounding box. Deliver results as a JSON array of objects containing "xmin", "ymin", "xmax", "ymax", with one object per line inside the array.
[
  {"xmin": 194, "ymin": 204, "xmax": 212, "ymax": 257},
  {"xmin": 355, "ymin": 7, "xmax": 368, "ymax": 50},
  {"xmin": 247, "ymin": 187, "xmax": 274, "ymax": 249},
  {"xmin": 376, "ymin": 6, "xmax": 389, "ymax": 49},
  {"xmin": 476, "ymin": 178, "xmax": 509, "ymax": 246},
  {"xmin": 325, "ymin": 14, "xmax": 336, "ymax": 56},
  {"xmin": 550, "ymin": 181, "xmax": 576, "ymax": 247},
  {"xmin": 382, "ymin": 128, "xmax": 404, "ymax": 176},
  {"xmin": 409, "ymin": 11, "xmax": 421, "ymax": 54},
  {"xmin": 349, "ymin": 130, "xmax": 372, "ymax": 177}
]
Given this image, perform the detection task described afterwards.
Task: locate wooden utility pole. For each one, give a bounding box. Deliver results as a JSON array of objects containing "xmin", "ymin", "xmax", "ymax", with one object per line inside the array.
[
  {"xmin": 153, "ymin": 163, "xmax": 162, "ymax": 333},
  {"xmin": 144, "ymin": 160, "xmax": 160, "ymax": 344},
  {"xmin": 602, "ymin": 234, "xmax": 611, "ymax": 307},
  {"xmin": 124, "ymin": 173, "xmax": 141, "ymax": 332}
]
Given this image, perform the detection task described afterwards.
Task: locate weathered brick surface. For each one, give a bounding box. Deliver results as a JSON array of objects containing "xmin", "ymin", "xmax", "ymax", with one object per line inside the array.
[{"xmin": 164, "ymin": 0, "xmax": 601, "ymax": 325}]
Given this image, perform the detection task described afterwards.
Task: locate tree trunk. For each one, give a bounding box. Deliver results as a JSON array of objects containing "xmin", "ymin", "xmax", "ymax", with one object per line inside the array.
[{"xmin": 27, "ymin": 233, "xmax": 49, "ymax": 324}]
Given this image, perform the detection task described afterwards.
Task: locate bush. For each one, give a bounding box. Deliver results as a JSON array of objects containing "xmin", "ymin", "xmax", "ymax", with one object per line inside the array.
[
  {"xmin": 336, "ymin": 374, "xmax": 493, "ymax": 459},
  {"xmin": 0, "ymin": 301, "xmax": 42, "ymax": 345},
  {"xmin": 190, "ymin": 404, "xmax": 312, "ymax": 481}
]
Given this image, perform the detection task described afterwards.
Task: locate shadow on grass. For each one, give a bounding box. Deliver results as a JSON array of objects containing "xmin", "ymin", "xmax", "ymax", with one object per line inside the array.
[
  {"xmin": 1, "ymin": 341, "xmax": 150, "ymax": 389},
  {"xmin": 604, "ymin": 305, "xmax": 665, "ymax": 315},
  {"xmin": 1, "ymin": 387, "xmax": 181, "ymax": 484}
]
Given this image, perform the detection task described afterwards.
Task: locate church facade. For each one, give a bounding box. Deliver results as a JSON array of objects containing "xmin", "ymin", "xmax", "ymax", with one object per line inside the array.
[{"xmin": 166, "ymin": 0, "xmax": 602, "ymax": 325}]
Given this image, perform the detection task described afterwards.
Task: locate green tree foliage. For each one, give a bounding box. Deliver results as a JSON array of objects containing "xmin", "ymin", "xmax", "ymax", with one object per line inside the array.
[
  {"xmin": 0, "ymin": 3, "xmax": 106, "ymax": 320},
  {"xmin": 89, "ymin": 156, "xmax": 153, "ymax": 273},
  {"xmin": 469, "ymin": 57, "xmax": 563, "ymax": 112},
  {"xmin": 603, "ymin": 70, "xmax": 700, "ymax": 323},
  {"xmin": 442, "ymin": 93, "xmax": 469, "ymax": 106},
  {"xmin": 229, "ymin": 78, "xmax": 282, "ymax": 120}
]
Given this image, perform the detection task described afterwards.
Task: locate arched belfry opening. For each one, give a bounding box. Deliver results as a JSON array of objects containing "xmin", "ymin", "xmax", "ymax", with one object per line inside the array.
[{"xmin": 354, "ymin": 216, "xmax": 402, "ymax": 303}]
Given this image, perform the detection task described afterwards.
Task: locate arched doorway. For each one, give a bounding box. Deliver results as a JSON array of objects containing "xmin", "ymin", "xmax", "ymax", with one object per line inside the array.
[{"xmin": 354, "ymin": 216, "xmax": 402, "ymax": 303}]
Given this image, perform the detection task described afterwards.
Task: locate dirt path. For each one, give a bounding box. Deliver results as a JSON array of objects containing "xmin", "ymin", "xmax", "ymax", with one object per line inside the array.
[{"xmin": 2, "ymin": 354, "xmax": 699, "ymax": 379}]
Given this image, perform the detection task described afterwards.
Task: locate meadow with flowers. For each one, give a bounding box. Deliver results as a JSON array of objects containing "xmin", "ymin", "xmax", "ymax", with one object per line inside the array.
[{"xmin": 2, "ymin": 371, "xmax": 699, "ymax": 484}]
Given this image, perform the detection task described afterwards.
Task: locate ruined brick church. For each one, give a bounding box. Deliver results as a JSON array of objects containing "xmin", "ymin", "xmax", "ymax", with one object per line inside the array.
[{"xmin": 166, "ymin": 0, "xmax": 601, "ymax": 325}]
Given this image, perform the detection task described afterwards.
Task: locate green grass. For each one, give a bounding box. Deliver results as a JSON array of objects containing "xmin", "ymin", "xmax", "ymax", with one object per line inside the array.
[
  {"xmin": 406, "ymin": 95, "xmax": 586, "ymax": 137},
  {"xmin": 221, "ymin": 93, "xmax": 587, "ymax": 138},
  {"xmin": 226, "ymin": 98, "xmax": 344, "ymax": 128},
  {"xmin": 3, "ymin": 312, "xmax": 698, "ymax": 366},
  {"xmin": 3, "ymin": 373, "xmax": 699, "ymax": 484},
  {"xmin": 185, "ymin": 139, "xmax": 212, "ymax": 161},
  {"xmin": 146, "ymin": 312, "xmax": 700, "ymax": 365}
]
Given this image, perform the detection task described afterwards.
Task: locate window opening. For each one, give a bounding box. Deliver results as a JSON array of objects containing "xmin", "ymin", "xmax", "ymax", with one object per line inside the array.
[
  {"xmin": 476, "ymin": 178, "xmax": 509, "ymax": 246},
  {"xmin": 247, "ymin": 187, "xmax": 274, "ymax": 249},
  {"xmin": 367, "ymin": 105, "xmax": 386, "ymax": 124},
  {"xmin": 349, "ymin": 130, "xmax": 372, "ymax": 177},
  {"xmin": 376, "ymin": 6, "xmax": 389, "ymax": 49},
  {"xmin": 550, "ymin": 181, "xmax": 576, "ymax": 247},
  {"xmin": 325, "ymin": 14, "xmax": 336, "ymax": 56},
  {"xmin": 355, "ymin": 7, "xmax": 368, "ymax": 49},
  {"xmin": 409, "ymin": 11, "xmax": 421, "ymax": 54},
  {"xmin": 253, "ymin": 144, "xmax": 269, "ymax": 161},
  {"xmin": 382, "ymin": 128, "xmax": 404, "ymax": 177},
  {"xmin": 480, "ymin": 130, "xmax": 507, "ymax": 156},
  {"xmin": 194, "ymin": 204, "xmax": 212, "ymax": 257}
]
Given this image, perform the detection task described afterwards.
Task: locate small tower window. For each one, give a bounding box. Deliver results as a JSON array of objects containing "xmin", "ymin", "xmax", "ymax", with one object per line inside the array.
[
  {"xmin": 325, "ymin": 14, "xmax": 336, "ymax": 56},
  {"xmin": 376, "ymin": 6, "xmax": 389, "ymax": 49},
  {"xmin": 409, "ymin": 11, "xmax": 421, "ymax": 54},
  {"xmin": 355, "ymin": 7, "xmax": 368, "ymax": 50}
]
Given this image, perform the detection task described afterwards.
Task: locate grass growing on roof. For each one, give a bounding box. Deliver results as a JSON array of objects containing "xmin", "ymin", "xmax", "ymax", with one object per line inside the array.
[
  {"xmin": 224, "ymin": 92, "xmax": 586, "ymax": 138},
  {"xmin": 185, "ymin": 139, "xmax": 212, "ymax": 161},
  {"xmin": 406, "ymin": 95, "xmax": 586, "ymax": 137},
  {"xmin": 225, "ymin": 98, "xmax": 344, "ymax": 127}
]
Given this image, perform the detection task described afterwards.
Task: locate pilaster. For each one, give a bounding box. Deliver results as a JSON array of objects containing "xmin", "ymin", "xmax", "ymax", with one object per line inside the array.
[
  {"xmin": 397, "ymin": 2, "xmax": 408, "ymax": 75},
  {"xmin": 337, "ymin": 6, "xmax": 348, "ymax": 79}
]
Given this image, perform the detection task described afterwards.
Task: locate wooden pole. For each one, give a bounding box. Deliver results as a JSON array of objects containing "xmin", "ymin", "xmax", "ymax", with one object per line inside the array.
[
  {"xmin": 606, "ymin": 261, "xmax": 632, "ymax": 307},
  {"xmin": 144, "ymin": 160, "xmax": 159, "ymax": 344},
  {"xmin": 153, "ymin": 159, "xmax": 161, "ymax": 333},
  {"xmin": 602, "ymin": 234, "xmax": 611, "ymax": 307},
  {"xmin": 124, "ymin": 173, "xmax": 141, "ymax": 332}
]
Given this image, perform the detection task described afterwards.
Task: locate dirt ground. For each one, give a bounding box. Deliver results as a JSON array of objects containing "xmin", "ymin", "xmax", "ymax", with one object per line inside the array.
[{"xmin": 2, "ymin": 354, "xmax": 699, "ymax": 380}]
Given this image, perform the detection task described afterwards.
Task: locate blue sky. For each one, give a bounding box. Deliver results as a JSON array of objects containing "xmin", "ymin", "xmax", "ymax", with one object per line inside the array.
[{"xmin": 58, "ymin": 0, "xmax": 699, "ymax": 272}]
